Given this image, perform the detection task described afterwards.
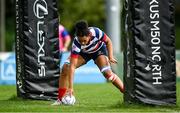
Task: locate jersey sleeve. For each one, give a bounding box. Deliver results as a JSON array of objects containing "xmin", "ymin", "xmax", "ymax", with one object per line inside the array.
[
  {"xmin": 70, "ymin": 39, "xmax": 81, "ymax": 58},
  {"xmin": 93, "ymin": 27, "xmax": 107, "ymax": 42},
  {"xmin": 100, "ymin": 33, "xmax": 107, "ymax": 42}
]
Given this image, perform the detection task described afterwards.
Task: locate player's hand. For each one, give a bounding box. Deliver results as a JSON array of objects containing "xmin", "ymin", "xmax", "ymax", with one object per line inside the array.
[{"xmin": 109, "ymin": 57, "xmax": 118, "ymax": 64}]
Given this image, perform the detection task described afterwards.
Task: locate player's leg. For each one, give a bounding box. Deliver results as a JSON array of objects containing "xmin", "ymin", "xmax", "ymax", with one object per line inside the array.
[
  {"xmin": 95, "ymin": 55, "xmax": 124, "ymax": 93},
  {"xmin": 58, "ymin": 55, "xmax": 86, "ymax": 100}
]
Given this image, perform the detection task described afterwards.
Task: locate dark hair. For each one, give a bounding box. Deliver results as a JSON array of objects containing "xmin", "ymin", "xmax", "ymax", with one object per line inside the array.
[{"xmin": 75, "ymin": 20, "xmax": 89, "ymax": 37}]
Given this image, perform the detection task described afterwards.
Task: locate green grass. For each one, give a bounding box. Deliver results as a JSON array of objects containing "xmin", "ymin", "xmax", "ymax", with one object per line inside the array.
[{"xmin": 0, "ymin": 83, "xmax": 180, "ymax": 112}]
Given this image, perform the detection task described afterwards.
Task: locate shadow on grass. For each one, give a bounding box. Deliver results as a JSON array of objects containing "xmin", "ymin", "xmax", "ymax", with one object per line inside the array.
[
  {"xmin": 8, "ymin": 95, "xmax": 23, "ymax": 101},
  {"xmin": 108, "ymin": 100, "xmax": 180, "ymax": 112},
  {"xmin": 7, "ymin": 95, "xmax": 32, "ymax": 101}
]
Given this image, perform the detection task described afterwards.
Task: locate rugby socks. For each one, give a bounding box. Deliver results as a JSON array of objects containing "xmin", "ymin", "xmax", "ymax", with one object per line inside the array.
[{"xmin": 58, "ymin": 88, "xmax": 67, "ymax": 100}]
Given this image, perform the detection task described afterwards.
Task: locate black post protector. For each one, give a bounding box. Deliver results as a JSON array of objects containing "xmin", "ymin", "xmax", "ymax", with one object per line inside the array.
[
  {"xmin": 16, "ymin": 0, "xmax": 59, "ymax": 100},
  {"xmin": 123, "ymin": 0, "xmax": 176, "ymax": 105}
]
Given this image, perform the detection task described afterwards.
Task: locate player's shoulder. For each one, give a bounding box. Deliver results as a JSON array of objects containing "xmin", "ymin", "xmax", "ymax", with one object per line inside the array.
[
  {"xmin": 73, "ymin": 37, "xmax": 79, "ymax": 44},
  {"xmin": 89, "ymin": 27, "xmax": 101, "ymax": 31},
  {"xmin": 74, "ymin": 36, "xmax": 78, "ymax": 41},
  {"xmin": 72, "ymin": 37, "xmax": 81, "ymax": 47},
  {"xmin": 89, "ymin": 27, "xmax": 102, "ymax": 37}
]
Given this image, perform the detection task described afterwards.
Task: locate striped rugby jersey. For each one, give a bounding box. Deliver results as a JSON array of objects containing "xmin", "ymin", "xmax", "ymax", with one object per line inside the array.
[{"xmin": 71, "ymin": 27, "xmax": 107, "ymax": 58}]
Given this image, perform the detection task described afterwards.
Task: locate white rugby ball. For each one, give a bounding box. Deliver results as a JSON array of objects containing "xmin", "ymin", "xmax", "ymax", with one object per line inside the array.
[{"xmin": 62, "ymin": 94, "xmax": 76, "ymax": 105}]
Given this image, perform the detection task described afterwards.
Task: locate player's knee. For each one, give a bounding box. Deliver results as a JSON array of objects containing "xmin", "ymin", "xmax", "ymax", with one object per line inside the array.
[
  {"xmin": 64, "ymin": 59, "xmax": 70, "ymax": 65},
  {"xmin": 61, "ymin": 64, "xmax": 69, "ymax": 77},
  {"xmin": 61, "ymin": 59, "xmax": 70, "ymax": 75},
  {"xmin": 101, "ymin": 66, "xmax": 117, "ymax": 82}
]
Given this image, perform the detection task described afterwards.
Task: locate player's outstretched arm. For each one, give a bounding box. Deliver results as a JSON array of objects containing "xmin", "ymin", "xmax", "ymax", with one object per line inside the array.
[
  {"xmin": 68, "ymin": 57, "xmax": 78, "ymax": 95},
  {"xmin": 104, "ymin": 36, "xmax": 117, "ymax": 64}
]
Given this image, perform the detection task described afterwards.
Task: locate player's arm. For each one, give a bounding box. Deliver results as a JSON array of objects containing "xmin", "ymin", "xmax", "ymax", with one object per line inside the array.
[
  {"xmin": 68, "ymin": 40, "xmax": 80, "ymax": 95},
  {"xmin": 68, "ymin": 56, "xmax": 78, "ymax": 95},
  {"xmin": 103, "ymin": 34, "xmax": 117, "ymax": 64}
]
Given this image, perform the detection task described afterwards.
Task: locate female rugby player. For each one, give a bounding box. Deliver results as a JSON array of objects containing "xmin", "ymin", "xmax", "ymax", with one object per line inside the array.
[{"xmin": 52, "ymin": 20, "xmax": 124, "ymax": 105}]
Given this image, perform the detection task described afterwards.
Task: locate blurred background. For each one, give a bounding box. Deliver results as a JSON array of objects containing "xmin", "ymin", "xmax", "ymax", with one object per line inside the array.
[
  {"xmin": 0, "ymin": 0, "xmax": 179, "ymax": 84},
  {"xmin": 0, "ymin": 0, "xmax": 180, "ymax": 51}
]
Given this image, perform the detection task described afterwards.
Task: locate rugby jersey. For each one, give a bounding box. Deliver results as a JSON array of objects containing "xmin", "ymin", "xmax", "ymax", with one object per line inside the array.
[{"xmin": 71, "ymin": 27, "xmax": 107, "ymax": 58}]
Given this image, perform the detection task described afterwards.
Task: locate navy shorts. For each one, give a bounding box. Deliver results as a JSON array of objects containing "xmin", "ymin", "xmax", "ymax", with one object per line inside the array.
[{"xmin": 79, "ymin": 45, "xmax": 108, "ymax": 63}]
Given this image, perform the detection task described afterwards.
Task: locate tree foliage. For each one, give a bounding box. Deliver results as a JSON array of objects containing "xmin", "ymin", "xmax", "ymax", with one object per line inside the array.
[
  {"xmin": 4, "ymin": 0, "xmax": 106, "ymax": 51},
  {"xmin": 58, "ymin": 0, "xmax": 106, "ymax": 36},
  {"xmin": 3, "ymin": 0, "xmax": 180, "ymax": 51}
]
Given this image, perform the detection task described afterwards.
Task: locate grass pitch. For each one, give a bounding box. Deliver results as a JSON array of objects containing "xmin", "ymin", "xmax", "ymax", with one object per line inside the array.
[{"xmin": 0, "ymin": 83, "xmax": 180, "ymax": 112}]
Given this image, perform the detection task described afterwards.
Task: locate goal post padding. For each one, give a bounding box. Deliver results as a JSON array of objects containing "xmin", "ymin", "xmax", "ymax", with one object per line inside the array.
[
  {"xmin": 16, "ymin": 0, "xmax": 59, "ymax": 100},
  {"xmin": 123, "ymin": 0, "xmax": 176, "ymax": 105}
]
